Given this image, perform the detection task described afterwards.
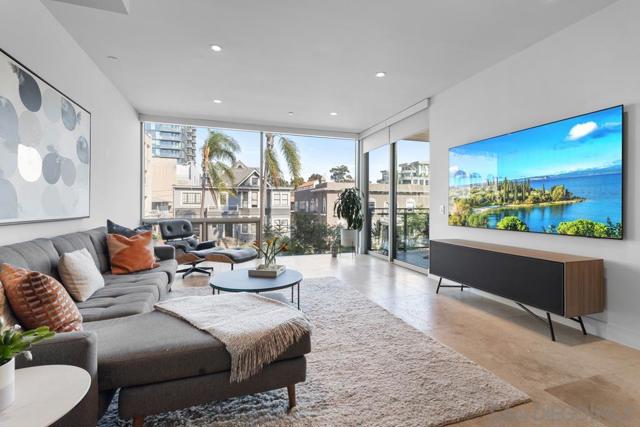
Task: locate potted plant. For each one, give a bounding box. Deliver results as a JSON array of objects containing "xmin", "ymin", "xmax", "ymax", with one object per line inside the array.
[
  {"xmin": 328, "ymin": 225, "xmax": 340, "ymax": 258},
  {"xmin": 250, "ymin": 236, "xmax": 289, "ymax": 277},
  {"xmin": 0, "ymin": 321, "xmax": 55, "ymax": 411},
  {"xmin": 333, "ymin": 187, "xmax": 364, "ymax": 248}
]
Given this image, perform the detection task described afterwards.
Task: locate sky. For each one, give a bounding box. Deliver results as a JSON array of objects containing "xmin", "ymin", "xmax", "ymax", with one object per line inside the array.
[
  {"xmin": 195, "ymin": 127, "xmax": 355, "ymax": 182},
  {"xmin": 368, "ymin": 140, "xmax": 431, "ymax": 183},
  {"xmin": 449, "ymin": 106, "xmax": 623, "ymax": 186}
]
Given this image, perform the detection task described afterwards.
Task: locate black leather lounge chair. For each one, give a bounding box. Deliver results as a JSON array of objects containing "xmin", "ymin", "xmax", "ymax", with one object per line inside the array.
[{"xmin": 159, "ymin": 219, "xmax": 258, "ymax": 277}]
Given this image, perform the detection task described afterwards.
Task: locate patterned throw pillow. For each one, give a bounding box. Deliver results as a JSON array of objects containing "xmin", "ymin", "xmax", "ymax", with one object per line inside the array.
[
  {"xmin": 106, "ymin": 231, "xmax": 159, "ymax": 275},
  {"xmin": 58, "ymin": 248, "xmax": 105, "ymax": 302},
  {"xmin": 0, "ymin": 264, "xmax": 83, "ymax": 332},
  {"xmin": 0, "ymin": 279, "xmax": 19, "ymax": 327}
]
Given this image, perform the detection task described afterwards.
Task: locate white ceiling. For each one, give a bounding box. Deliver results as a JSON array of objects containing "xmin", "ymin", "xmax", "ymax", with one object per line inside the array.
[{"xmin": 43, "ymin": 0, "xmax": 617, "ymax": 134}]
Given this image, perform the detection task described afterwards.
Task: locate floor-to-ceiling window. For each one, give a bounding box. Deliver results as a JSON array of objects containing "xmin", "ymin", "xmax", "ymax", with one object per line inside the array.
[
  {"xmin": 142, "ymin": 122, "xmax": 355, "ymax": 254},
  {"xmin": 367, "ymin": 145, "xmax": 390, "ymax": 256},
  {"xmin": 142, "ymin": 123, "xmax": 262, "ymax": 246},
  {"xmin": 268, "ymin": 133, "xmax": 356, "ymax": 255},
  {"xmin": 393, "ymin": 140, "xmax": 430, "ymax": 269}
]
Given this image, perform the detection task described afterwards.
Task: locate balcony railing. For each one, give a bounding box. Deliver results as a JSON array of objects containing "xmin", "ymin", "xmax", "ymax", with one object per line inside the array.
[
  {"xmin": 368, "ymin": 208, "xmax": 390, "ymax": 255},
  {"xmin": 367, "ymin": 207, "xmax": 429, "ymax": 266},
  {"xmin": 143, "ymin": 217, "xmax": 261, "ymax": 248},
  {"xmin": 143, "ymin": 211, "xmax": 348, "ymax": 258}
]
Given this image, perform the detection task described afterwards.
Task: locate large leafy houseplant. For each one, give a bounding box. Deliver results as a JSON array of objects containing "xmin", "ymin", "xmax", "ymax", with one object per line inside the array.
[
  {"xmin": 0, "ymin": 321, "xmax": 55, "ymax": 410},
  {"xmin": 333, "ymin": 187, "xmax": 364, "ymax": 247}
]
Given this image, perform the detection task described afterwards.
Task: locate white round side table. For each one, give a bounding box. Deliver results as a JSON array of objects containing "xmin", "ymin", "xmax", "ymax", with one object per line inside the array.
[{"xmin": 0, "ymin": 365, "xmax": 91, "ymax": 427}]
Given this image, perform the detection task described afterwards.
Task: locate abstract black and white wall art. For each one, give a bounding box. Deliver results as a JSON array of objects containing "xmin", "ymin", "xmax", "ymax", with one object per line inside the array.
[{"xmin": 0, "ymin": 48, "xmax": 90, "ymax": 224}]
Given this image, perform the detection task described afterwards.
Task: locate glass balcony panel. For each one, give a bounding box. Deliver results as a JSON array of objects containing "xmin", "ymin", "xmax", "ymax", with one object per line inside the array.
[{"xmin": 393, "ymin": 140, "xmax": 430, "ymax": 269}]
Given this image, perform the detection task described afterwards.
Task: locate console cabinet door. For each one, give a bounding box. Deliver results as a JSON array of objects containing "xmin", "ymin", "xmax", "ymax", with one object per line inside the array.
[{"xmin": 430, "ymin": 241, "xmax": 564, "ymax": 315}]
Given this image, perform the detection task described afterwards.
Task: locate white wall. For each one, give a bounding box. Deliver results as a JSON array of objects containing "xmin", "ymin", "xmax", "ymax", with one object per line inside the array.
[
  {"xmin": 0, "ymin": 0, "xmax": 140, "ymax": 245},
  {"xmin": 429, "ymin": 0, "xmax": 640, "ymax": 348}
]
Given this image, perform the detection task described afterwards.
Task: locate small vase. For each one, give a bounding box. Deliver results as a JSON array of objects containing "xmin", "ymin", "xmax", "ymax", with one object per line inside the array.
[{"xmin": 0, "ymin": 358, "xmax": 15, "ymax": 411}]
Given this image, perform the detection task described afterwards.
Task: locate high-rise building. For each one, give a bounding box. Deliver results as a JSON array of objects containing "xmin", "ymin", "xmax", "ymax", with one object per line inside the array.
[
  {"xmin": 377, "ymin": 161, "xmax": 429, "ymax": 185},
  {"xmin": 181, "ymin": 126, "xmax": 197, "ymax": 165},
  {"xmin": 144, "ymin": 123, "xmax": 196, "ymax": 165}
]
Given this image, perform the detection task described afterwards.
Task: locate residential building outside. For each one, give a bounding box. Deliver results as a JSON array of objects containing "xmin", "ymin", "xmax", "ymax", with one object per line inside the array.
[
  {"xmin": 293, "ymin": 180, "xmax": 353, "ymax": 226},
  {"xmin": 142, "ymin": 123, "xmax": 356, "ymax": 253},
  {"xmin": 144, "ymin": 122, "xmax": 197, "ymax": 165},
  {"xmin": 172, "ymin": 161, "xmax": 292, "ymax": 245}
]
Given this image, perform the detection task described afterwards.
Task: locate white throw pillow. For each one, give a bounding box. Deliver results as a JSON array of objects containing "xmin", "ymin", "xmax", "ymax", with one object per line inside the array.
[{"xmin": 58, "ymin": 248, "xmax": 105, "ymax": 302}]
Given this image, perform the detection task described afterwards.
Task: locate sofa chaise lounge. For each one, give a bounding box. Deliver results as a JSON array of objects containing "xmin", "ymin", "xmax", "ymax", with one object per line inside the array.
[{"xmin": 0, "ymin": 227, "xmax": 310, "ymax": 427}]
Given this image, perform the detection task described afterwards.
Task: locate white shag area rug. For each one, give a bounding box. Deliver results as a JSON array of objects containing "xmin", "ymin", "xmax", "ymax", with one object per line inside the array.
[{"xmin": 99, "ymin": 277, "xmax": 529, "ymax": 427}]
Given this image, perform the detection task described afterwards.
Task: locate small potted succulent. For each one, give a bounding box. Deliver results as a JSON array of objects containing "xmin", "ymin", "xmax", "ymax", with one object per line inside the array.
[
  {"xmin": 0, "ymin": 321, "xmax": 55, "ymax": 410},
  {"xmin": 333, "ymin": 187, "xmax": 364, "ymax": 248}
]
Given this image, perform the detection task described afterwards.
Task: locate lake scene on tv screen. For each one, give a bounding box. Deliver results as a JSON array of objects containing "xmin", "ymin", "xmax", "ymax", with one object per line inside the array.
[{"xmin": 448, "ymin": 106, "xmax": 623, "ymax": 239}]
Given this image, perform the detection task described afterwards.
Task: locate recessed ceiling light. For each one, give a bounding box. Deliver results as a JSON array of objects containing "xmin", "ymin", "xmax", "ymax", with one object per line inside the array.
[
  {"xmin": 107, "ymin": 55, "xmax": 119, "ymax": 60},
  {"xmin": 210, "ymin": 45, "xmax": 223, "ymax": 52},
  {"xmin": 375, "ymin": 71, "xmax": 387, "ymax": 78},
  {"xmin": 329, "ymin": 112, "xmax": 338, "ymax": 116},
  {"xmin": 213, "ymin": 99, "xmax": 222, "ymax": 104},
  {"xmin": 288, "ymin": 112, "xmax": 294, "ymax": 116}
]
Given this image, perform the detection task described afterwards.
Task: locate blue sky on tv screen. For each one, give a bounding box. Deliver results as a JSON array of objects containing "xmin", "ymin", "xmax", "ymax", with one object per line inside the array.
[{"xmin": 449, "ymin": 106, "xmax": 622, "ymax": 186}]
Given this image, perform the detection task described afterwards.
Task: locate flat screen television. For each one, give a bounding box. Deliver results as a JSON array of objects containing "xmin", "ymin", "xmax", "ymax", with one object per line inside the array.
[{"xmin": 448, "ymin": 105, "xmax": 623, "ymax": 239}]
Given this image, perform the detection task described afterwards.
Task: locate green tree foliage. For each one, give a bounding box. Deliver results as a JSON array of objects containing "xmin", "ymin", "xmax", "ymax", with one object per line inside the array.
[
  {"xmin": 329, "ymin": 165, "xmax": 353, "ymax": 182},
  {"xmin": 200, "ymin": 131, "xmax": 240, "ymax": 217},
  {"xmin": 290, "ymin": 176, "xmax": 305, "ymax": 188},
  {"xmin": 467, "ymin": 213, "xmax": 488, "ymax": 228},
  {"xmin": 605, "ymin": 218, "xmax": 623, "ymax": 239},
  {"xmin": 496, "ymin": 216, "xmax": 529, "ymax": 231},
  {"xmin": 405, "ymin": 209, "xmax": 429, "ymax": 238},
  {"xmin": 286, "ymin": 213, "xmax": 335, "ymax": 254},
  {"xmin": 263, "ymin": 133, "xmax": 301, "ymax": 186},
  {"xmin": 449, "ymin": 177, "xmax": 580, "ymax": 227},
  {"xmin": 550, "ymin": 185, "xmax": 572, "ymax": 202},
  {"xmin": 556, "ymin": 219, "xmax": 622, "ymax": 238},
  {"xmin": 307, "ymin": 173, "xmax": 324, "ymax": 182}
]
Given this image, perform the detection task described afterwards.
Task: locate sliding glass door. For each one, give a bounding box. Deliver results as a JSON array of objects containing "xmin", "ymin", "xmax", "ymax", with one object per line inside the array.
[
  {"xmin": 366, "ymin": 145, "xmax": 390, "ymax": 256},
  {"xmin": 393, "ymin": 140, "xmax": 430, "ymax": 269}
]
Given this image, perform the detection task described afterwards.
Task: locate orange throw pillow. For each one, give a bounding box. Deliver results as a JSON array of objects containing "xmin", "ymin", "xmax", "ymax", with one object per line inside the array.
[
  {"xmin": 106, "ymin": 231, "xmax": 159, "ymax": 274},
  {"xmin": 0, "ymin": 264, "xmax": 83, "ymax": 332}
]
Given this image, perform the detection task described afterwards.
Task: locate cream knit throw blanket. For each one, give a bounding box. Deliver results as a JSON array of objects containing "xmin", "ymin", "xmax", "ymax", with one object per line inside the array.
[{"xmin": 155, "ymin": 293, "xmax": 312, "ymax": 383}]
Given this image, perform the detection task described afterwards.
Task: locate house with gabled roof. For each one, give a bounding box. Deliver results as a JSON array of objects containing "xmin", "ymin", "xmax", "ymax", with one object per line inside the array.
[{"xmin": 172, "ymin": 161, "xmax": 292, "ymax": 243}]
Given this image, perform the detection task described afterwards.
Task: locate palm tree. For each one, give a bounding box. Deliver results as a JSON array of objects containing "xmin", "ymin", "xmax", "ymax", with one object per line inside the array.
[
  {"xmin": 263, "ymin": 133, "xmax": 301, "ymax": 186},
  {"xmin": 199, "ymin": 131, "xmax": 241, "ymax": 218},
  {"xmin": 260, "ymin": 133, "xmax": 302, "ymax": 237}
]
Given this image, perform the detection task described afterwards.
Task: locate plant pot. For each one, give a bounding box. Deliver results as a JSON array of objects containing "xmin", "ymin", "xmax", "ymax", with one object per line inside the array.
[
  {"xmin": 340, "ymin": 229, "xmax": 357, "ymax": 247},
  {"xmin": 0, "ymin": 358, "xmax": 15, "ymax": 411}
]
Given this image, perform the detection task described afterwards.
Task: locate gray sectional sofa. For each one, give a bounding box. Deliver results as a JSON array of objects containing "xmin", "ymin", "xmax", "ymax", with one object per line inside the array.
[{"xmin": 0, "ymin": 227, "xmax": 310, "ymax": 427}]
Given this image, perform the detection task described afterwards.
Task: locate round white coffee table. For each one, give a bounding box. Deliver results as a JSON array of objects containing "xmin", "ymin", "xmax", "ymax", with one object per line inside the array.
[{"xmin": 0, "ymin": 365, "xmax": 91, "ymax": 427}]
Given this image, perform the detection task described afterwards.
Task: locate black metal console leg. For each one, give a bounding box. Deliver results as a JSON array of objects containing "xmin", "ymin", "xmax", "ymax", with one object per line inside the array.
[
  {"xmin": 516, "ymin": 303, "xmax": 556, "ymax": 342},
  {"xmin": 571, "ymin": 316, "xmax": 587, "ymax": 335},
  {"xmin": 435, "ymin": 277, "xmax": 468, "ymax": 294},
  {"xmin": 546, "ymin": 312, "xmax": 556, "ymax": 342}
]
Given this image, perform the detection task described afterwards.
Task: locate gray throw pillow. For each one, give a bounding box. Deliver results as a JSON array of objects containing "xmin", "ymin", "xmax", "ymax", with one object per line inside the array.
[{"xmin": 107, "ymin": 219, "xmax": 152, "ymax": 238}]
